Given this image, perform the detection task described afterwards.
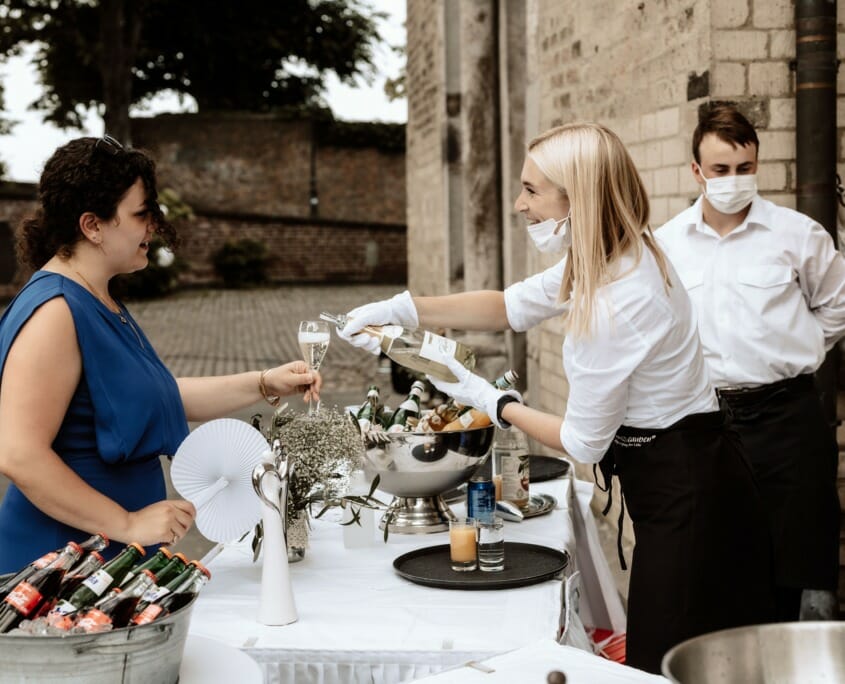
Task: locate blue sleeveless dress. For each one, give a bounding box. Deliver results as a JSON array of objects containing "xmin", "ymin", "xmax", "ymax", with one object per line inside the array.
[{"xmin": 0, "ymin": 272, "xmax": 189, "ymax": 572}]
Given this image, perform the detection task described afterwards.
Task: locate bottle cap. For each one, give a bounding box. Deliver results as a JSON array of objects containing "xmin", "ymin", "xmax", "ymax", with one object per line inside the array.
[
  {"xmin": 96, "ymin": 533, "xmax": 110, "ymax": 545},
  {"xmin": 91, "ymin": 551, "xmax": 105, "ymax": 563},
  {"xmin": 129, "ymin": 542, "xmax": 146, "ymax": 556},
  {"xmin": 158, "ymin": 547, "xmax": 174, "ymax": 559},
  {"xmin": 190, "ymin": 561, "xmax": 211, "ymax": 580},
  {"xmin": 67, "ymin": 541, "xmax": 83, "ymax": 554},
  {"xmin": 173, "ymin": 552, "xmax": 189, "ymax": 564},
  {"xmin": 141, "ymin": 569, "xmax": 157, "ymax": 582}
]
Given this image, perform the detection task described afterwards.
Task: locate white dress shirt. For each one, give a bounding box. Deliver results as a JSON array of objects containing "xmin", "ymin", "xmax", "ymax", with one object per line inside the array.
[
  {"xmin": 656, "ymin": 196, "xmax": 845, "ymax": 388},
  {"xmin": 504, "ymin": 248, "xmax": 717, "ymax": 464}
]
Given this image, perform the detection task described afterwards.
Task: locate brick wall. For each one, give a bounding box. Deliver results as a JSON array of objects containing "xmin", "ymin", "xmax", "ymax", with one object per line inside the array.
[{"xmin": 0, "ymin": 113, "xmax": 408, "ymax": 294}]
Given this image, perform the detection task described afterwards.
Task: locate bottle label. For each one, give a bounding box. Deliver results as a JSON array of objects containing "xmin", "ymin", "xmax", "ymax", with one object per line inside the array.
[
  {"xmin": 458, "ymin": 412, "xmax": 475, "ymax": 429},
  {"xmin": 132, "ymin": 604, "xmax": 163, "ymax": 626},
  {"xmin": 499, "ymin": 452, "xmax": 530, "ymax": 505},
  {"xmin": 419, "ymin": 331, "xmax": 456, "ymax": 363},
  {"xmin": 76, "ymin": 608, "xmax": 112, "ymax": 632},
  {"xmin": 122, "ymin": 571, "xmax": 136, "ymax": 585},
  {"xmin": 82, "ymin": 568, "xmax": 114, "ymax": 597},
  {"xmin": 4, "ymin": 582, "xmax": 42, "ymax": 615},
  {"xmin": 51, "ymin": 599, "xmax": 77, "ymax": 616},
  {"xmin": 141, "ymin": 585, "xmax": 170, "ymax": 604},
  {"xmin": 33, "ymin": 552, "xmax": 58, "ymax": 569}
]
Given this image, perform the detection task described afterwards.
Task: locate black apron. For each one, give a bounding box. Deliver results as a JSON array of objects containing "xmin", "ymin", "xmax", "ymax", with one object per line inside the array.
[
  {"xmin": 717, "ymin": 374, "xmax": 840, "ymax": 591},
  {"xmin": 599, "ymin": 410, "xmax": 775, "ymax": 674}
]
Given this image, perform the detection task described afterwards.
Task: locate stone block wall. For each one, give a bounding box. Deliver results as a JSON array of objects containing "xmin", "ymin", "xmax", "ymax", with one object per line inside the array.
[{"xmin": 405, "ymin": 0, "xmax": 451, "ymax": 296}]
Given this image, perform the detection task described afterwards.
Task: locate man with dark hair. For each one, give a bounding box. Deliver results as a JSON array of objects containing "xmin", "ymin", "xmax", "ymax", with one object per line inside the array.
[{"xmin": 657, "ymin": 103, "xmax": 845, "ymax": 621}]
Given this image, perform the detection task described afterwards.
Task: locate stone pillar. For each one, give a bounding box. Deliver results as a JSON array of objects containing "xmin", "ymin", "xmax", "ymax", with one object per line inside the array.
[
  {"xmin": 406, "ymin": 0, "xmax": 451, "ymax": 295},
  {"xmin": 459, "ymin": 0, "xmax": 502, "ymax": 293},
  {"xmin": 498, "ymin": 0, "xmax": 528, "ymax": 384}
]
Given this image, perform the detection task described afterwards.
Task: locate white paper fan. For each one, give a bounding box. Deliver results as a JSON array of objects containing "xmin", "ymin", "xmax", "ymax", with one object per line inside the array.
[{"xmin": 171, "ymin": 418, "xmax": 270, "ymax": 543}]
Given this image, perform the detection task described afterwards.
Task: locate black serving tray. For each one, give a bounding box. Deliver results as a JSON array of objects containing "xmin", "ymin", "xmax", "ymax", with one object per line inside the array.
[
  {"xmin": 476, "ymin": 454, "xmax": 571, "ymax": 483},
  {"xmin": 393, "ymin": 542, "xmax": 569, "ymax": 590}
]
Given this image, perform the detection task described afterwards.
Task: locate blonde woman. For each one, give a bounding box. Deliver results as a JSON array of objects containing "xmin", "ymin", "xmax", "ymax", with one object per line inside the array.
[{"xmin": 337, "ymin": 123, "xmax": 774, "ymax": 673}]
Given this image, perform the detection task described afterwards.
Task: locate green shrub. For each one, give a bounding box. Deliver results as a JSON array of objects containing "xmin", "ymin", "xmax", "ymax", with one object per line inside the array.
[{"xmin": 213, "ymin": 239, "xmax": 270, "ymax": 288}]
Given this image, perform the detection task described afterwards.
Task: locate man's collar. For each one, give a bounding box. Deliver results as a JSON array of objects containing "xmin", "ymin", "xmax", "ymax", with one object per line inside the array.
[{"xmin": 689, "ymin": 195, "xmax": 771, "ymax": 237}]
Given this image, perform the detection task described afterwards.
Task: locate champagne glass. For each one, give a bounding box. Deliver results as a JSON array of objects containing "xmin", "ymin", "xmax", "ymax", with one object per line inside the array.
[{"xmin": 298, "ymin": 320, "xmax": 330, "ymax": 414}]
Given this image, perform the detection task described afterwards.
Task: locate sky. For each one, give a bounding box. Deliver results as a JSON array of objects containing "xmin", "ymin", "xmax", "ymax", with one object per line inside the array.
[{"xmin": 0, "ymin": 1, "xmax": 406, "ymax": 183}]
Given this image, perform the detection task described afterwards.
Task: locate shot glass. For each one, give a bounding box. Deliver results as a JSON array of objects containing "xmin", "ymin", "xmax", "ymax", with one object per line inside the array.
[
  {"xmin": 449, "ymin": 517, "xmax": 477, "ymax": 572},
  {"xmin": 477, "ymin": 516, "xmax": 505, "ymax": 572}
]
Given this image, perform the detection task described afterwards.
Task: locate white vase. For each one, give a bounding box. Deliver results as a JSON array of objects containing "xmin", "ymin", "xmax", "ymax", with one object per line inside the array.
[{"xmin": 257, "ymin": 471, "xmax": 298, "ymax": 626}]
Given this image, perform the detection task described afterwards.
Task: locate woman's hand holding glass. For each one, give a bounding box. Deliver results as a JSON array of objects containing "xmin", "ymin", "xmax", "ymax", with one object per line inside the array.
[{"xmin": 264, "ymin": 360, "xmax": 322, "ymax": 405}]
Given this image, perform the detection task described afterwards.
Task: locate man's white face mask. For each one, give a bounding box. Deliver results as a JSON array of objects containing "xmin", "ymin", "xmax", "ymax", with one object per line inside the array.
[
  {"xmin": 699, "ymin": 168, "xmax": 758, "ymax": 215},
  {"xmin": 527, "ymin": 213, "xmax": 571, "ymax": 253}
]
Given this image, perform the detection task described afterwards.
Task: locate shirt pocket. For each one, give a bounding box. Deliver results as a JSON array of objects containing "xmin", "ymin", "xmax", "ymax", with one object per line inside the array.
[
  {"xmin": 735, "ymin": 265, "xmax": 795, "ymax": 332},
  {"xmin": 736, "ymin": 265, "xmax": 794, "ymax": 290},
  {"xmin": 677, "ymin": 268, "xmax": 704, "ymax": 291}
]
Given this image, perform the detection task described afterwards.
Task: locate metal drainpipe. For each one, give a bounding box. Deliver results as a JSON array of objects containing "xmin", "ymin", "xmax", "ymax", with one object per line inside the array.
[{"xmin": 795, "ymin": 0, "xmax": 839, "ymax": 427}]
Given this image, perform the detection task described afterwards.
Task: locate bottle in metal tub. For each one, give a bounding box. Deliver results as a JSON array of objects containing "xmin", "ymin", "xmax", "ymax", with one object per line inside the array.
[{"xmin": 0, "ymin": 569, "xmax": 196, "ymax": 684}]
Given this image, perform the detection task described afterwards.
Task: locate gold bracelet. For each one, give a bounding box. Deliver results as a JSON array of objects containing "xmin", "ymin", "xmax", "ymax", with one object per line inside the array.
[{"xmin": 258, "ymin": 369, "xmax": 281, "ymax": 407}]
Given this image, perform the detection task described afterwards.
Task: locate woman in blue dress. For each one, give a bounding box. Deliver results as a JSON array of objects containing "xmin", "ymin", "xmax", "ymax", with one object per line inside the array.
[{"xmin": 0, "ymin": 136, "xmax": 320, "ymax": 573}]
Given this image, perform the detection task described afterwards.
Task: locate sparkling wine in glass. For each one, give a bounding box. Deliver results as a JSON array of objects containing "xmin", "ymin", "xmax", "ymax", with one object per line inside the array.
[{"xmin": 298, "ymin": 320, "xmax": 330, "ymax": 414}]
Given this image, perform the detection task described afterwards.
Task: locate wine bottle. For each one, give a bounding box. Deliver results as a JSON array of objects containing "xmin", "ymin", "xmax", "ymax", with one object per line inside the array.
[
  {"xmin": 320, "ymin": 312, "xmax": 476, "ymax": 383},
  {"xmin": 442, "ymin": 370, "xmax": 520, "ymax": 431},
  {"xmin": 0, "ymin": 542, "xmax": 83, "ymax": 633},
  {"xmin": 120, "ymin": 546, "xmax": 173, "ymax": 587},
  {"xmin": 386, "ymin": 380, "xmax": 425, "ymax": 433},
  {"xmin": 136, "ymin": 559, "xmax": 206, "ymax": 611},
  {"xmin": 58, "ymin": 551, "xmax": 106, "ymax": 598},
  {"xmin": 50, "ymin": 542, "xmax": 145, "ymax": 616},
  {"xmin": 131, "ymin": 564, "xmax": 211, "ymax": 626},
  {"xmin": 356, "ymin": 385, "xmax": 385, "ymax": 431},
  {"xmin": 74, "ymin": 570, "xmax": 158, "ymax": 633}
]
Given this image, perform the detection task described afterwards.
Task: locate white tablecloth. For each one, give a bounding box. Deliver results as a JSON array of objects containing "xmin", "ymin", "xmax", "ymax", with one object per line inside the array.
[
  {"xmin": 412, "ymin": 639, "xmax": 669, "ymax": 683},
  {"xmin": 189, "ymin": 477, "xmax": 610, "ymax": 683}
]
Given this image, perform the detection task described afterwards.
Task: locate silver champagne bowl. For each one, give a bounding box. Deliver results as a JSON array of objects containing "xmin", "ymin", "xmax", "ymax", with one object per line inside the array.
[
  {"xmin": 363, "ymin": 424, "xmax": 495, "ymax": 533},
  {"xmin": 662, "ymin": 621, "xmax": 845, "ymax": 683}
]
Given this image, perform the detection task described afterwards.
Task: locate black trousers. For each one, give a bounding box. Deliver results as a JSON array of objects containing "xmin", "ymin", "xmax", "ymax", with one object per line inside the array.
[
  {"xmin": 718, "ymin": 375, "xmax": 840, "ymax": 596},
  {"xmin": 607, "ymin": 411, "xmax": 775, "ymax": 674}
]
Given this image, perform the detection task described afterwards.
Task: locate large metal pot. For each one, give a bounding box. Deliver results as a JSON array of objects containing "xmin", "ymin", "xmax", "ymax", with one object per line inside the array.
[
  {"xmin": 661, "ymin": 621, "xmax": 845, "ymax": 684},
  {"xmin": 0, "ymin": 594, "xmax": 195, "ymax": 684}
]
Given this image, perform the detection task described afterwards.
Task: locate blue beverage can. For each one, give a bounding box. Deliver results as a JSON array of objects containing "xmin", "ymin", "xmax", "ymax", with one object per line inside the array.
[{"xmin": 467, "ymin": 478, "xmax": 495, "ymax": 524}]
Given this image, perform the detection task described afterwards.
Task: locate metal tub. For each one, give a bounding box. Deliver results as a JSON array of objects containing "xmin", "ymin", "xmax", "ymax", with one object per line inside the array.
[
  {"xmin": 0, "ymin": 591, "xmax": 195, "ymax": 684},
  {"xmin": 661, "ymin": 621, "xmax": 845, "ymax": 684}
]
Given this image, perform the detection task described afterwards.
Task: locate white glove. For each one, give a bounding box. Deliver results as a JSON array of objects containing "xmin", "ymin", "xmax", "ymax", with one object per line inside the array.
[
  {"xmin": 338, "ymin": 290, "xmax": 419, "ymax": 355},
  {"xmin": 427, "ymin": 356, "xmax": 522, "ymax": 429}
]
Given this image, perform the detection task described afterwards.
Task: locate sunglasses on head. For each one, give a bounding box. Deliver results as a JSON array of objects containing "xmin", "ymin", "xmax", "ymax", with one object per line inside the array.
[{"xmin": 93, "ymin": 134, "xmax": 125, "ymax": 156}]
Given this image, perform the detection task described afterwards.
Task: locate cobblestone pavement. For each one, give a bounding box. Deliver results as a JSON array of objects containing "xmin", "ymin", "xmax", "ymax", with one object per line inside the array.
[{"xmin": 130, "ymin": 284, "xmax": 401, "ymax": 390}]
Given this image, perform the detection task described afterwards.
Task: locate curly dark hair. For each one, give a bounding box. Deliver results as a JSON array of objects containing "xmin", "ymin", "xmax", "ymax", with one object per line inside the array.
[{"xmin": 16, "ymin": 136, "xmax": 179, "ymax": 269}]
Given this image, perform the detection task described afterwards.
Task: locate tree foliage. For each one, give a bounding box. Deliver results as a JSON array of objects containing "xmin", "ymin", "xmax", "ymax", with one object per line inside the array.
[{"xmin": 0, "ymin": 0, "xmax": 384, "ymax": 141}]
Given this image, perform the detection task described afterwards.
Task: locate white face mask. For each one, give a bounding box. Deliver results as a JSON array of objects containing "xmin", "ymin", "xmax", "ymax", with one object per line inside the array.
[
  {"xmin": 699, "ymin": 168, "xmax": 758, "ymax": 214},
  {"xmin": 527, "ymin": 214, "xmax": 571, "ymax": 253}
]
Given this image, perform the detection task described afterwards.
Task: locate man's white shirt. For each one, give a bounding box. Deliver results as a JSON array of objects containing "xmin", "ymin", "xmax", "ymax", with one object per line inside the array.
[
  {"xmin": 504, "ymin": 249, "xmax": 716, "ymax": 464},
  {"xmin": 656, "ymin": 195, "xmax": 845, "ymax": 388}
]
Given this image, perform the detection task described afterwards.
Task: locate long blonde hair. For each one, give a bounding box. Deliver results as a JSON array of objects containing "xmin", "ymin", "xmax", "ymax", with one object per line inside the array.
[{"xmin": 527, "ymin": 122, "xmax": 670, "ymax": 338}]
